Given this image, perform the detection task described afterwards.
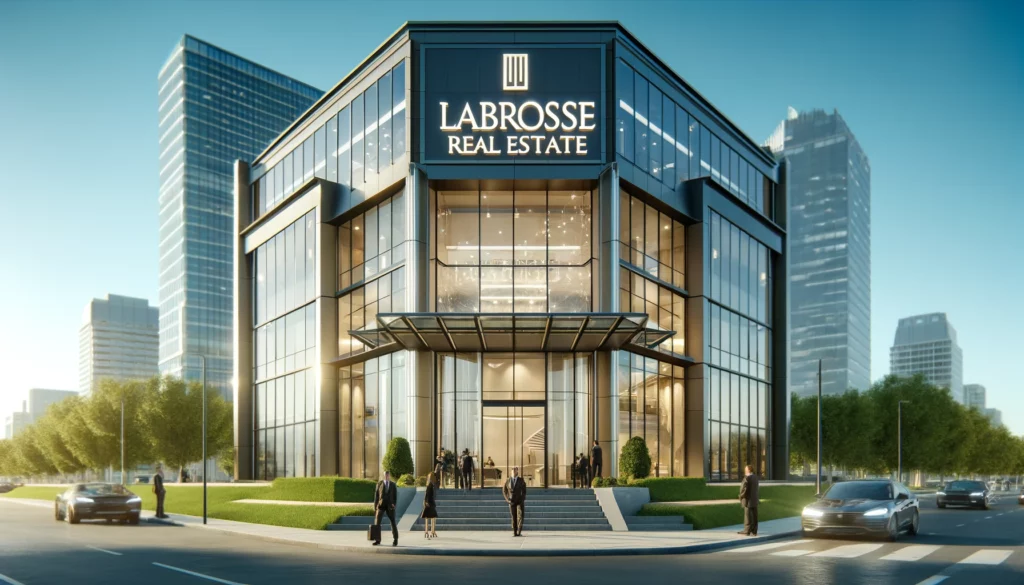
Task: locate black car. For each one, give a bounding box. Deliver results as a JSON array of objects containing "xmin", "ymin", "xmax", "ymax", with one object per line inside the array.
[
  {"xmin": 54, "ymin": 483, "xmax": 142, "ymax": 525},
  {"xmin": 937, "ymin": 480, "xmax": 991, "ymax": 509},
  {"xmin": 802, "ymin": 480, "xmax": 920, "ymax": 541}
]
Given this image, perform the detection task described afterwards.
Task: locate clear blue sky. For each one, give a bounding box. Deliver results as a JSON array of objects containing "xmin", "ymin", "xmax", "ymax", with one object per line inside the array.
[{"xmin": 1, "ymin": 0, "xmax": 1022, "ymax": 433}]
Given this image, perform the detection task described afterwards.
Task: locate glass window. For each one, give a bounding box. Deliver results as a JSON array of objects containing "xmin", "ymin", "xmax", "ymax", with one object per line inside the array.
[
  {"xmin": 548, "ymin": 190, "xmax": 591, "ymax": 265},
  {"xmin": 314, "ymin": 126, "xmax": 327, "ymax": 179},
  {"xmin": 649, "ymin": 86, "xmax": 662, "ymax": 180},
  {"xmin": 365, "ymin": 206, "xmax": 378, "ymax": 279},
  {"xmin": 364, "ymin": 83, "xmax": 377, "ymax": 178},
  {"xmin": 378, "ymin": 199, "xmax": 391, "ymax": 271},
  {"xmin": 352, "ymin": 214, "xmax": 364, "ymax": 281},
  {"xmin": 437, "ymin": 191, "xmax": 479, "ymax": 265},
  {"xmin": 686, "ymin": 113, "xmax": 698, "ymax": 180},
  {"xmin": 634, "ymin": 71, "xmax": 648, "ymax": 172},
  {"xmin": 392, "ymin": 62, "xmax": 406, "ymax": 160},
  {"xmin": 351, "ymin": 95, "xmax": 364, "ymax": 185},
  {"xmin": 437, "ymin": 265, "xmax": 479, "ymax": 312},
  {"xmin": 548, "ymin": 265, "xmax": 590, "ymax": 312},
  {"xmin": 731, "ymin": 150, "xmax": 740, "ymax": 196},
  {"xmin": 514, "ymin": 266, "xmax": 546, "ymax": 312},
  {"xmin": 377, "ymin": 71, "xmax": 392, "ymax": 171},
  {"xmin": 303, "ymin": 135, "xmax": 315, "ymax": 182},
  {"xmin": 644, "ymin": 203, "xmax": 659, "ymax": 260},
  {"xmin": 481, "ymin": 191, "xmax": 513, "ymax": 265},
  {"xmin": 327, "ymin": 117, "xmax": 338, "ymax": 183},
  {"xmin": 699, "ymin": 125, "xmax": 710, "ymax": 176},
  {"xmin": 514, "ymin": 191, "xmax": 546, "ymax": 265},
  {"xmin": 618, "ymin": 190, "xmax": 630, "ymax": 246},
  {"xmin": 663, "ymin": 95, "xmax": 675, "ymax": 187},
  {"xmin": 672, "ymin": 220, "xmax": 685, "ymax": 289},
  {"xmin": 391, "ymin": 190, "xmax": 405, "ymax": 265},
  {"xmin": 338, "ymin": 107, "xmax": 351, "ymax": 190},
  {"xmin": 305, "ymin": 212, "xmax": 315, "ymax": 301},
  {"xmin": 282, "ymin": 153, "xmax": 293, "ymax": 199},
  {"xmin": 710, "ymin": 135, "xmax": 721, "ymax": 181},
  {"xmin": 616, "ymin": 59, "xmax": 634, "ymax": 160}
]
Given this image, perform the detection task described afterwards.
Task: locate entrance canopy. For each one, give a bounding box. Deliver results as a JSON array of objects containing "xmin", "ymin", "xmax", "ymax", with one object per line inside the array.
[{"xmin": 350, "ymin": 312, "xmax": 673, "ymax": 353}]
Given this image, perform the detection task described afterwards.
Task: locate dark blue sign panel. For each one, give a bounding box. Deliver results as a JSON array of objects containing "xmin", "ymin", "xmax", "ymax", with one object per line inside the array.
[{"xmin": 422, "ymin": 46, "xmax": 604, "ymax": 163}]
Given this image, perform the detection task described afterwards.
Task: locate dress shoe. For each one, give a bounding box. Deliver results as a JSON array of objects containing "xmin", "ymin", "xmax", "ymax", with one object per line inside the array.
[
  {"xmin": 736, "ymin": 531, "xmax": 748, "ymax": 535},
  {"xmin": 372, "ymin": 542, "xmax": 380, "ymax": 546},
  {"xmin": 393, "ymin": 541, "xmax": 398, "ymax": 547}
]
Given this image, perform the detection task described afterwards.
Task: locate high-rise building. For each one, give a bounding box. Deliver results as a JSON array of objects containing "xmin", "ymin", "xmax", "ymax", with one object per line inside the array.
[
  {"xmin": 4, "ymin": 402, "xmax": 29, "ymax": 439},
  {"xmin": 27, "ymin": 389, "xmax": 77, "ymax": 421},
  {"xmin": 890, "ymin": 313, "xmax": 964, "ymax": 402},
  {"xmin": 766, "ymin": 108, "xmax": 870, "ymax": 396},
  {"xmin": 963, "ymin": 383, "xmax": 986, "ymax": 410},
  {"xmin": 985, "ymin": 408, "xmax": 1003, "ymax": 428},
  {"xmin": 157, "ymin": 36, "xmax": 321, "ymax": 396},
  {"xmin": 79, "ymin": 294, "xmax": 159, "ymax": 394}
]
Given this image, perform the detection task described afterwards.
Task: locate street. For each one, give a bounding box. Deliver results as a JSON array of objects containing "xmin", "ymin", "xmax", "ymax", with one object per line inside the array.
[{"xmin": 1, "ymin": 495, "xmax": 1021, "ymax": 585}]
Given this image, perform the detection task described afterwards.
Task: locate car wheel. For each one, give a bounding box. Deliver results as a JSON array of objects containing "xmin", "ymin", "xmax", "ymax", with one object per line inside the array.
[
  {"xmin": 128, "ymin": 514, "xmax": 140, "ymax": 526},
  {"xmin": 106, "ymin": 519, "xmax": 113, "ymax": 524},
  {"xmin": 67, "ymin": 506, "xmax": 79, "ymax": 524},
  {"xmin": 937, "ymin": 503, "xmax": 945, "ymax": 509},
  {"xmin": 907, "ymin": 510, "xmax": 919, "ymax": 536},
  {"xmin": 54, "ymin": 503, "xmax": 63, "ymax": 522},
  {"xmin": 886, "ymin": 515, "xmax": 899, "ymax": 542}
]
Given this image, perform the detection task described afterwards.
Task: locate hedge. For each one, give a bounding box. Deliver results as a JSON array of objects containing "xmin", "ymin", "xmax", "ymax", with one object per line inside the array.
[{"xmin": 265, "ymin": 477, "xmax": 376, "ymax": 503}]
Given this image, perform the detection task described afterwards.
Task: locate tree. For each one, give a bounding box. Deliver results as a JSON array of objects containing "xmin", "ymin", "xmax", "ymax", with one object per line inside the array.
[
  {"xmin": 0, "ymin": 439, "xmax": 15, "ymax": 478},
  {"xmin": 145, "ymin": 376, "xmax": 233, "ymax": 481},
  {"xmin": 382, "ymin": 437, "xmax": 414, "ymax": 478},
  {"xmin": 10, "ymin": 426, "xmax": 57, "ymax": 479},
  {"xmin": 33, "ymin": 400, "xmax": 87, "ymax": 476},
  {"xmin": 789, "ymin": 394, "xmax": 816, "ymax": 470},
  {"xmin": 80, "ymin": 378, "xmax": 155, "ymax": 472},
  {"xmin": 59, "ymin": 395, "xmax": 109, "ymax": 472},
  {"xmin": 619, "ymin": 436, "xmax": 651, "ymax": 480}
]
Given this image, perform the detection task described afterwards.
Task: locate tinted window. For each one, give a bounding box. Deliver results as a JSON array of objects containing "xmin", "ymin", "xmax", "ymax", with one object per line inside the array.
[
  {"xmin": 946, "ymin": 481, "xmax": 985, "ymax": 491},
  {"xmin": 79, "ymin": 484, "xmax": 130, "ymax": 496},
  {"xmin": 823, "ymin": 482, "xmax": 893, "ymax": 500}
]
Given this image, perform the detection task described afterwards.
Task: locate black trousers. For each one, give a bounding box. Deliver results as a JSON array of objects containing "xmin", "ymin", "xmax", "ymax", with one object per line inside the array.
[
  {"xmin": 592, "ymin": 462, "xmax": 602, "ymax": 479},
  {"xmin": 373, "ymin": 507, "xmax": 398, "ymax": 543},
  {"xmin": 509, "ymin": 502, "xmax": 524, "ymax": 534},
  {"xmin": 462, "ymin": 469, "xmax": 473, "ymax": 490},
  {"xmin": 156, "ymin": 491, "xmax": 165, "ymax": 517},
  {"xmin": 744, "ymin": 506, "xmax": 758, "ymax": 535}
]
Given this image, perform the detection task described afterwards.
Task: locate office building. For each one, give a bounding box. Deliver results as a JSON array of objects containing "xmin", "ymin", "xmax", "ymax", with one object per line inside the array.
[
  {"xmin": 766, "ymin": 108, "xmax": 870, "ymax": 396},
  {"xmin": 890, "ymin": 313, "xmax": 963, "ymax": 402},
  {"xmin": 157, "ymin": 36, "xmax": 322, "ymax": 396},
  {"xmin": 985, "ymin": 408, "xmax": 1003, "ymax": 428},
  {"xmin": 233, "ymin": 22, "xmax": 789, "ymax": 484},
  {"xmin": 27, "ymin": 389, "xmax": 77, "ymax": 422},
  {"xmin": 79, "ymin": 295, "xmax": 159, "ymax": 394},
  {"xmin": 963, "ymin": 383, "xmax": 986, "ymax": 410},
  {"xmin": 4, "ymin": 403, "xmax": 30, "ymax": 439}
]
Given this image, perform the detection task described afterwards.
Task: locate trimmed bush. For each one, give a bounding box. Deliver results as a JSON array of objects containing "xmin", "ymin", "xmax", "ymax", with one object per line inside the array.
[
  {"xmin": 618, "ymin": 436, "xmax": 651, "ymax": 480},
  {"xmin": 592, "ymin": 476, "xmax": 618, "ymax": 488},
  {"xmin": 267, "ymin": 477, "xmax": 376, "ymax": 503},
  {"xmin": 397, "ymin": 473, "xmax": 415, "ymax": 486},
  {"xmin": 415, "ymin": 475, "xmax": 428, "ymax": 487},
  {"xmin": 382, "ymin": 437, "xmax": 414, "ymax": 478}
]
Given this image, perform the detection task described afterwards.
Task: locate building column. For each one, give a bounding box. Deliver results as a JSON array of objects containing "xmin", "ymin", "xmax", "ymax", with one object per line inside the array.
[
  {"xmin": 596, "ymin": 163, "xmax": 620, "ymax": 476},
  {"xmin": 317, "ymin": 188, "xmax": 339, "ymax": 476},
  {"xmin": 770, "ymin": 165, "xmax": 790, "ymax": 481},
  {"xmin": 405, "ymin": 164, "xmax": 434, "ymax": 475},
  {"xmin": 232, "ymin": 160, "xmax": 253, "ymax": 480},
  {"xmin": 684, "ymin": 217, "xmax": 707, "ymax": 478}
]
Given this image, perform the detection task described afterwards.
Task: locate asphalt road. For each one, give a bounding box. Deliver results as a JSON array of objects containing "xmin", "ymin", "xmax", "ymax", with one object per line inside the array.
[{"xmin": 0, "ymin": 494, "xmax": 1021, "ymax": 585}]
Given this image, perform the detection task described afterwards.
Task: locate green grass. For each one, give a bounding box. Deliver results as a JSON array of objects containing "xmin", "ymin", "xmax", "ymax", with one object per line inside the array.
[
  {"xmin": 262, "ymin": 477, "xmax": 375, "ymax": 503},
  {"xmin": 637, "ymin": 485, "xmax": 816, "ymax": 529},
  {"xmin": 630, "ymin": 477, "xmax": 739, "ymax": 501},
  {"xmin": 1, "ymin": 483, "xmax": 374, "ymax": 531}
]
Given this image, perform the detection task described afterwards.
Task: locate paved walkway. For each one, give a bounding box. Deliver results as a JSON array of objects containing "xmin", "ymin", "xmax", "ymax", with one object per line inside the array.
[{"xmin": 1, "ymin": 497, "xmax": 801, "ymax": 556}]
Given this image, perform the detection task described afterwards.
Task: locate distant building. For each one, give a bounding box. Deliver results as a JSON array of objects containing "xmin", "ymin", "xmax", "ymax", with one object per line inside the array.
[
  {"xmin": 27, "ymin": 389, "xmax": 77, "ymax": 422},
  {"xmin": 766, "ymin": 108, "xmax": 871, "ymax": 396},
  {"xmin": 79, "ymin": 294, "xmax": 159, "ymax": 394},
  {"xmin": 963, "ymin": 384, "xmax": 986, "ymax": 410},
  {"xmin": 4, "ymin": 402, "xmax": 30, "ymax": 439},
  {"xmin": 890, "ymin": 313, "xmax": 964, "ymax": 403},
  {"xmin": 985, "ymin": 408, "xmax": 1003, "ymax": 428}
]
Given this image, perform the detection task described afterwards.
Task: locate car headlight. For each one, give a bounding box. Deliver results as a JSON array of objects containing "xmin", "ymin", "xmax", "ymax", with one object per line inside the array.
[
  {"xmin": 802, "ymin": 507, "xmax": 824, "ymax": 518},
  {"xmin": 127, "ymin": 496, "xmax": 142, "ymax": 504},
  {"xmin": 863, "ymin": 507, "xmax": 890, "ymax": 517},
  {"xmin": 936, "ymin": 491, "xmax": 945, "ymax": 496},
  {"xmin": 970, "ymin": 492, "xmax": 985, "ymax": 497},
  {"xmin": 74, "ymin": 497, "xmax": 94, "ymax": 504}
]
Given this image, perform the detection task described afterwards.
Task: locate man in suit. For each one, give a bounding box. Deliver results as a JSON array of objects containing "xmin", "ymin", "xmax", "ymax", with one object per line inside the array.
[
  {"xmin": 502, "ymin": 466, "xmax": 527, "ymax": 536},
  {"xmin": 461, "ymin": 448, "xmax": 475, "ymax": 491},
  {"xmin": 578, "ymin": 452, "xmax": 590, "ymax": 488},
  {"xmin": 738, "ymin": 464, "xmax": 759, "ymax": 536},
  {"xmin": 591, "ymin": 440, "xmax": 603, "ymax": 481},
  {"xmin": 152, "ymin": 464, "xmax": 168, "ymax": 519},
  {"xmin": 372, "ymin": 471, "xmax": 399, "ymax": 546}
]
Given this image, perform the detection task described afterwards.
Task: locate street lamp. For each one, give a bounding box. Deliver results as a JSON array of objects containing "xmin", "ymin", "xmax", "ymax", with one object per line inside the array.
[
  {"xmin": 816, "ymin": 359, "xmax": 823, "ymax": 495},
  {"xmin": 183, "ymin": 353, "xmax": 208, "ymax": 525},
  {"xmin": 898, "ymin": 400, "xmax": 911, "ymax": 484}
]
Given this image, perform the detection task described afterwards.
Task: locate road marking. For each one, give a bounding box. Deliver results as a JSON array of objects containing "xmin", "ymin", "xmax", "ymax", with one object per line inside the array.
[
  {"xmin": 809, "ymin": 543, "xmax": 884, "ymax": 558},
  {"xmin": 724, "ymin": 539, "xmax": 812, "ymax": 553},
  {"xmin": 956, "ymin": 524, "xmax": 965, "ymax": 527},
  {"xmin": 958, "ymin": 549, "xmax": 1013, "ymax": 565},
  {"xmin": 771, "ymin": 549, "xmax": 815, "ymax": 557},
  {"xmin": 914, "ymin": 576, "xmax": 949, "ymax": 585},
  {"xmin": 152, "ymin": 563, "xmax": 247, "ymax": 585},
  {"xmin": 0, "ymin": 573, "xmax": 27, "ymax": 585},
  {"xmin": 997, "ymin": 513, "xmax": 1004, "ymax": 516},
  {"xmin": 87, "ymin": 545, "xmax": 122, "ymax": 556},
  {"xmin": 880, "ymin": 545, "xmax": 941, "ymax": 562},
  {"xmin": 985, "ymin": 516, "xmax": 993, "ymax": 520}
]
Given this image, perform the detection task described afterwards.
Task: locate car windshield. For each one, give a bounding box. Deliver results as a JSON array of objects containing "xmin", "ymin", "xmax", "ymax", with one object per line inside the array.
[
  {"xmin": 946, "ymin": 481, "xmax": 985, "ymax": 491},
  {"xmin": 78, "ymin": 483, "xmax": 130, "ymax": 496},
  {"xmin": 823, "ymin": 482, "xmax": 893, "ymax": 500}
]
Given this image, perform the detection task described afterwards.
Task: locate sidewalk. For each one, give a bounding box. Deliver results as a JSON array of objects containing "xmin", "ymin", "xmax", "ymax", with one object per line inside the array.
[{"xmin": 1, "ymin": 497, "xmax": 800, "ymax": 556}]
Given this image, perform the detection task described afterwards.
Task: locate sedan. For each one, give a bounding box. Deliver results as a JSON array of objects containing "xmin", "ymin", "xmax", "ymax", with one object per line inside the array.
[
  {"xmin": 937, "ymin": 480, "xmax": 990, "ymax": 510},
  {"xmin": 55, "ymin": 483, "xmax": 142, "ymax": 525},
  {"xmin": 802, "ymin": 479, "xmax": 919, "ymax": 541}
]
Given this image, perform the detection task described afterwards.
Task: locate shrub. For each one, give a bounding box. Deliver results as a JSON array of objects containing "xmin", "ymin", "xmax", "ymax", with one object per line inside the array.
[
  {"xmin": 415, "ymin": 475, "xmax": 428, "ymax": 487},
  {"xmin": 382, "ymin": 437, "xmax": 414, "ymax": 478},
  {"xmin": 592, "ymin": 477, "xmax": 618, "ymax": 488},
  {"xmin": 397, "ymin": 473, "xmax": 415, "ymax": 486},
  {"xmin": 618, "ymin": 436, "xmax": 651, "ymax": 480},
  {"xmin": 267, "ymin": 477, "xmax": 376, "ymax": 502}
]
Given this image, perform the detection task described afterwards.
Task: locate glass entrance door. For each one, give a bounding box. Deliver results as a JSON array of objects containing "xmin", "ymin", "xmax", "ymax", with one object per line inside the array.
[{"xmin": 482, "ymin": 404, "xmax": 545, "ymax": 488}]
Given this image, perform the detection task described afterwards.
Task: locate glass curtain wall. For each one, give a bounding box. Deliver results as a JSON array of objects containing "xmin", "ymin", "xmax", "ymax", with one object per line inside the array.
[
  {"xmin": 616, "ymin": 353, "xmax": 684, "ymax": 477},
  {"xmin": 338, "ymin": 352, "xmax": 408, "ymax": 480}
]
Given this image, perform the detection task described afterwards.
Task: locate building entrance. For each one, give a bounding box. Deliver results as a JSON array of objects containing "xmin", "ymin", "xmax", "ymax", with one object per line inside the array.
[{"xmin": 481, "ymin": 404, "xmax": 545, "ymax": 488}]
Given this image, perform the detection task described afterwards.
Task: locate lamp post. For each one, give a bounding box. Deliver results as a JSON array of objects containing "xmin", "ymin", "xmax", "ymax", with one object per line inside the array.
[
  {"xmin": 183, "ymin": 353, "xmax": 208, "ymax": 525},
  {"xmin": 898, "ymin": 400, "xmax": 910, "ymax": 484},
  {"xmin": 816, "ymin": 359, "xmax": 823, "ymax": 495},
  {"xmin": 120, "ymin": 394, "xmax": 125, "ymax": 485}
]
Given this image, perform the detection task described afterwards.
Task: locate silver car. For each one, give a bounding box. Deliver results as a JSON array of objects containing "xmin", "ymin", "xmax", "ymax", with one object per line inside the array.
[{"xmin": 801, "ymin": 480, "xmax": 920, "ymax": 541}]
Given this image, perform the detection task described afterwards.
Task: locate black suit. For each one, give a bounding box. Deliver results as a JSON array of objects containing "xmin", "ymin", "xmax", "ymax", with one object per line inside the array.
[
  {"xmin": 461, "ymin": 455, "xmax": 475, "ymax": 491},
  {"xmin": 503, "ymin": 476, "xmax": 527, "ymax": 535},
  {"xmin": 591, "ymin": 444, "xmax": 603, "ymax": 480},
  {"xmin": 739, "ymin": 473, "xmax": 759, "ymax": 535},
  {"xmin": 373, "ymin": 480, "xmax": 399, "ymax": 544},
  {"xmin": 153, "ymin": 473, "xmax": 166, "ymax": 517}
]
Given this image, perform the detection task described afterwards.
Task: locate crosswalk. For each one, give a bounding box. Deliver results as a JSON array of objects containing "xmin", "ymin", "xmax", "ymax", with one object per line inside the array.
[{"xmin": 722, "ymin": 539, "xmax": 1017, "ymax": 567}]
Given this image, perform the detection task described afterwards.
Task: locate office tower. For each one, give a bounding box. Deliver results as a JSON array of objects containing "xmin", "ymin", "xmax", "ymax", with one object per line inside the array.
[
  {"xmin": 890, "ymin": 313, "xmax": 964, "ymax": 402},
  {"xmin": 79, "ymin": 294, "xmax": 159, "ymax": 394},
  {"xmin": 27, "ymin": 388, "xmax": 77, "ymax": 421},
  {"xmin": 157, "ymin": 36, "xmax": 321, "ymax": 395},
  {"xmin": 4, "ymin": 402, "xmax": 30, "ymax": 439},
  {"xmin": 766, "ymin": 108, "xmax": 870, "ymax": 396},
  {"xmin": 963, "ymin": 383, "xmax": 986, "ymax": 410},
  {"xmin": 985, "ymin": 408, "xmax": 1003, "ymax": 428}
]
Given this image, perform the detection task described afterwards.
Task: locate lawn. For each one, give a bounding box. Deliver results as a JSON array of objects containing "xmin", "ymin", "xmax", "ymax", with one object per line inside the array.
[
  {"xmin": 1, "ymin": 480, "xmax": 375, "ymax": 531},
  {"xmin": 634, "ymin": 480, "xmax": 816, "ymax": 529}
]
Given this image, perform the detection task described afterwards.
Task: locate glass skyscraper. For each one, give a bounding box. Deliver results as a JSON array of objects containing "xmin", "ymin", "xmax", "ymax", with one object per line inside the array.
[
  {"xmin": 766, "ymin": 108, "xmax": 871, "ymax": 396},
  {"xmin": 890, "ymin": 312, "xmax": 963, "ymax": 403},
  {"xmin": 157, "ymin": 36, "xmax": 321, "ymax": 395}
]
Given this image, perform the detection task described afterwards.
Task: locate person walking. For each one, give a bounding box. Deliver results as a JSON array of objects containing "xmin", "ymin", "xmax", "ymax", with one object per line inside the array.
[
  {"xmin": 591, "ymin": 439, "xmax": 603, "ymax": 481},
  {"xmin": 578, "ymin": 452, "xmax": 590, "ymax": 488},
  {"xmin": 422, "ymin": 472, "xmax": 439, "ymax": 539},
  {"xmin": 434, "ymin": 451, "xmax": 446, "ymax": 489},
  {"xmin": 152, "ymin": 464, "xmax": 168, "ymax": 519},
  {"xmin": 738, "ymin": 464, "xmax": 759, "ymax": 536},
  {"xmin": 572, "ymin": 454, "xmax": 580, "ymax": 488},
  {"xmin": 502, "ymin": 466, "xmax": 527, "ymax": 536},
  {"xmin": 461, "ymin": 448, "xmax": 475, "ymax": 491},
  {"xmin": 372, "ymin": 471, "xmax": 399, "ymax": 546}
]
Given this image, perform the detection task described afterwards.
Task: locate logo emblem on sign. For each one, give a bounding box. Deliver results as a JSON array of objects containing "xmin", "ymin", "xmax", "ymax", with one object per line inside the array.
[{"xmin": 502, "ymin": 54, "xmax": 528, "ymax": 91}]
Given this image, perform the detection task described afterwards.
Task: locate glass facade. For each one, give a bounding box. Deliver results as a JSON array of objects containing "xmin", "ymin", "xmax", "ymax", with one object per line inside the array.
[
  {"xmin": 159, "ymin": 36, "xmax": 321, "ymax": 395},
  {"xmin": 616, "ymin": 353, "xmax": 685, "ymax": 477}
]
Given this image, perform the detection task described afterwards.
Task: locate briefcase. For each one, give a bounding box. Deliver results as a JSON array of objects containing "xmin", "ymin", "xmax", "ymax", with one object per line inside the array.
[{"xmin": 368, "ymin": 524, "xmax": 381, "ymax": 542}]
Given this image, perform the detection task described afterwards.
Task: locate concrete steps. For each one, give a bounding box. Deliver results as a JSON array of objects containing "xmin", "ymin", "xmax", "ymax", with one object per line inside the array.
[{"xmin": 414, "ymin": 488, "xmax": 612, "ymax": 532}]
